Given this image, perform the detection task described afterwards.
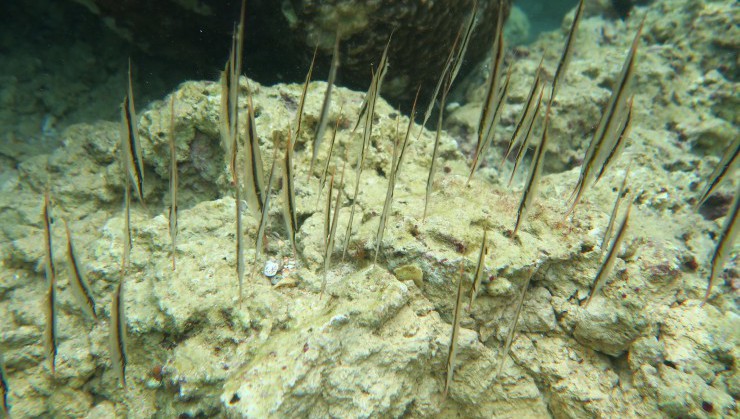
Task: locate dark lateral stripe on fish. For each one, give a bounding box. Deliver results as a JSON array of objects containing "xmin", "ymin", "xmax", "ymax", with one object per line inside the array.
[
  {"xmin": 256, "ymin": 148, "xmax": 279, "ymax": 260},
  {"xmin": 125, "ymin": 61, "xmax": 144, "ymax": 203},
  {"xmin": 424, "ymin": 71, "xmax": 453, "ymax": 220},
  {"xmin": 123, "ymin": 177, "xmax": 131, "ymax": 271},
  {"xmin": 594, "ymin": 96, "xmax": 634, "ymax": 185},
  {"xmin": 396, "ymin": 87, "xmax": 421, "ymax": 177},
  {"xmin": 321, "ymin": 162, "xmax": 345, "ymax": 298},
  {"xmin": 704, "ymin": 184, "xmax": 739, "ymax": 304},
  {"xmin": 0, "ymin": 351, "xmax": 8, "ymax": 416},
  {"xmin": 295, "ymin": 47, "xmax": 318, "ymax": 148},
  {"xmin": 586, "ymin": 201, "xmax": 632, "ymax": 307},
  {"xmin": 42, "ymin": 189, "xmax": 58, "ymax": 374},
  {"xmin": 374, "ymin": 114, "xmax": 402, "ymax": 266},
  {"xmin": 502, "ymin": 57, "xmax": 544, "ymax": 166},
  {"xmin": 468, "ymin": 230, "xmax": 488, "ymax": 312},
  {"xmin": 310, "ymin": 36, "xmax": 340, "ymax": 177},
  {"xmin": 513, "ymin": 96, "xmax": 553, "ymax": 237},
  {"xmin": 244, "ymin": 92, "xmax": 266, "ymax": 218},
  {"xmin": 282, "ymin": 132, "xmax": 298, "ymax": 255},
  {"xmin": 318, "ymin": 108, "xmax": 342, "ymax": 206},
  {"xmin": 497, "ymin": 266, "xmax": 535, "ymax": 378},
  {"xmin": 64, "ymin": 220, "xmax": 97, "ymax": 320},
  {"xmin": 110, "ymin": 280, "xmax": 127, "ymax": 388},
  {"xmin": 568, "ymin": 20, "xmax": 644, "ymax": 216},
  {"xmin": 44, "ymin": 266, "xmax": 58, "ymax": 375},
  {"xmin": 475, "ymin": 6, "xmax": 504, "ymax": 161},
  {"xmin": 236, "ymin": 162, "xmax": 245, "ymax": 302},
  {"xmin": 696, "ymin": 138, "xmax": 740, "ymax": 210},
  {"xmin": 448, "ymin": 0, "xmax": 479, "ymax": 86},
  {"xmin": 601, "ymin": 163, "xmax": 631, "ymax": 252},
  {"xmin": 468, "ymin": 63, "xmax": 512, "ymax": 184},
  {"xmin": 442, "ymin": 261, "xmax": 466, "ymax": 403},
  {"xmin": 343, "ymin": 40, "xmax": 388, "ymax": 259},
  {"xmin": 43, "ymin": 188, "xmax": 55, "ymax": 281},
  {"xmin": 508, "ymin": 82, "xmax": 545, "ymax": 187},
  {"xmin": 551, "ymin": 0, "xmax": 585, "ymax": 100},
  {"xmin": 169, "ymin": 95, "xmax": 178, "ymax": 271}
]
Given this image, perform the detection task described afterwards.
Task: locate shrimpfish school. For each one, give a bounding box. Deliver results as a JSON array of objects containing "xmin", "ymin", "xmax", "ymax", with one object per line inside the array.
[{"xmin": 0, "ymin": 0, "xmax": 737, "ymax": 417}]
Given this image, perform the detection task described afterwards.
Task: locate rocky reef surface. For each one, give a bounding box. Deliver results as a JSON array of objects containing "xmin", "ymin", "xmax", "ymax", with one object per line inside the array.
[{"xmin": 0, "ymin": 0, "xmax": 738, "ymax": 418}]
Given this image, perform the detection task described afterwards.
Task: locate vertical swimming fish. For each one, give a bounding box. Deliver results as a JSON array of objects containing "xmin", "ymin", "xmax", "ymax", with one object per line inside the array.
[
  {"xmin": 64, "ymin": 220, "xmax": 97, "ymax": 321},
  {"xmin": 468, "ymin": 63, "xmax": 512, "ymax": 184},
  {"xmin": 309, "ymin": 35, "xmax": 340, "ymax": 178},
  {"xmin": 235, "ymin": 153, "xmax": 245, "ymax": 303},
  {"xmin": 513, "ymin": 96, "xmax": 553, "ymax": 237},
  {"xmin": 352, "ymin": 34, "xmax": 392, "ymax": 134},
  {"xmin": 42, "ymin": 189, "xmax": 58, "ymax": 374},
  {"xmin": 169, "ymin": 95, "xmax": 178, "ymax": 271},
  {"xmin": 324, "ymin": 170, "xmax": 335, "ymax": 253},
  {"xmin": 396, "ymin": 88, "xmax": 420, "ymax": 175},
  {"xmin": 507, "ymin": 83, "xmax": 545, "ymax": 187},
  {"xmin": 472, "ymin": 7, "xmax": 504, "ymax": 173},
  {"xmin": 123, "ymin": 174, "xmax": 131, "ymax": 271},
  {"xmin": 585, "ymin": 201, "xmax": 631, "ymax": 307},
  {"xmin": 704, "ymin": 184, "xmax": 739, "ymax": 304},
  {"xmin": 281, "ymin": 132, "xmax": 298, "ymax": 255},
  {"xmin": 109, "ymin": 280, "xmax": 128, "ymax": 389},
  {"xmin": 468, "ymin": 230, "xmax": 488, "ymax": 312},
  {"xmin": 442, "ymin": 261, "xmax": 466, "ymax": 403},
  {"xmin": 695, "ymin": 138, "xmax": 740, "ymax": 210},
  {"xmin": 0, "ymin": 351, "xmax": 8, "ymax": 416},
  {"xmin": 255, "ymin": 147, "xmax": 279, "ymax": 259},
  {"xmin": 423, "ymin": 72, "xmax": 452, "ymax": 220},
  {"xmin": 497, "ymin": 266, "xmax": 535, "ymax": 379},
  {"xmin": 374, "ymin": 114, "xmax": 402, "ymax": 266},
  {"xmin": 551, "ymin": 0, "xmax": 585, "ymax": 100},
  {"xmin": 568, "ymin": 20, "xmax": 644, "ymax": 216},
  {"xmin": 501, "ymin": 57, "xmax": 544, "ymax": 166},
  {"xmin": 244, "ymin": 91, "xmax": 266, "ymax": 219},
  {"xmin": 122, "ymin": 59, "xmax": 145, "ymax": 203},
  {"xmin": 294, "ymin": 47, "xmax": 318, "ymax": 148},
  {"xmin": 448, "ymin": 0, "xmax": 479, "ymax": 88},
  {"xmin": 317, "ymin": 107, "xmax": 343, "ymax": 207},
  {"xmin": 322, "ymin": 162, "xmax": 346, "ymax": 298},
  {"xmin": 342, "ymin": 38, "xmax": 390, "ymax": 260},
  {"xmin": 601, "ymin": 164, "xmax": 631, "ymax": 253},
  {"xmin": 594, "ymin": 96, "xmax": 634, "ymax": 185}
]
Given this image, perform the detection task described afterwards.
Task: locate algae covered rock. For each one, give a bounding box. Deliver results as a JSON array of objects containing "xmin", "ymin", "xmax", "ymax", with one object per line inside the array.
[{"xmin": 0, "ymin": 1, "xmax": 738, "ymax": 417}]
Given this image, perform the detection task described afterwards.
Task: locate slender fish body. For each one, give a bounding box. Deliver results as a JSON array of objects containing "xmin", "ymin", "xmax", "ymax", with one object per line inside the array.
[
  {"xmin": 568, "ymin": 20, "xmax": 644, "ymax": 216},
  {"xmin": 497, "ymin": 267, "xmax": 535, "ymax": 378},
  {"xmin": 64, "ymin": 220, "xmax": 97, "ymax": 321},
  {"xmin": 122, "ymin": 60, "xmax": 145, "ymax": 203},
  {"xmin": 695, "ymin": 138, "xmax": 740, "ymax": 210},
  {"xmin": 704, "ymin": 185, "xmax": 739, "ymax": 304},
  {"xmin": 468, "ymin": 230, "xmax": 488, "ymax": 311},
  {"xmin": 586, "ymin": 202, "xmax": 632, "ymax": 307},
  {"xmin": 281, "ymin": 132, "xmax": 298, "ymax": 255},
  {"xmin": 42, "ymin": 189, "xmax": 58, "ymax": 374},
  {"xmin": 513, "ymin": 96, "xmax": 553, "ymax": 237},
  {"xmin": 551, "ymin": 0, "xmax": 585, "ymax": 99},
  {"xmin": 442, "ymin": 261, "xmax": 466, "ymax": 403},
  {"xmin": 0, "ymin": 351, "xmax": 8, "ymax": 416},
  {"xmin": 109, "ymin": 280, "xmax": 128, "ymax": 388},
  {"xmin": 309, "ymin": 36, "xmax": 340, "ymax": 177},
  {"xmin": 169, "ymin": 95, "xmax": 178, "ymax": 271},
  {"xmin": 601, "ymin": 164, "xmax": 631, "ymax": 252}
]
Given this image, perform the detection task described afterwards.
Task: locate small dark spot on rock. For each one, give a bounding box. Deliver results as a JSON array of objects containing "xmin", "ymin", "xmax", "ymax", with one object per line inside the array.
[
  {"xmin": 699, "ymin": 193, "xmax": 733, "ymax": 221},
  {"xmin": 663, "ymin": 360, "xmax": 677, "ymax": 369},
  {"xmin": 388, "ymin": 112, "xmax": 397, "ymax": 119},
  {"xmin": 701, "ymin": 401, "xmax": 714, "ymax": 413},
  {"xmin": 683, "ymin": 256, "xmax": 698, "ymax": 271},
  {"xmin": 229, "ymin": 393, "xmax": 241, "ymax": 405},
  {"xmin": 303, "ymin": 342, "xmax": 309, "ymax": 353},
  {"xmin": 580, "ymin": 243, "xmax": 594, "ymax": 253},
  {"xmin": 443, "ymin": 166, "xmax": 451, "ymax": 174}
]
